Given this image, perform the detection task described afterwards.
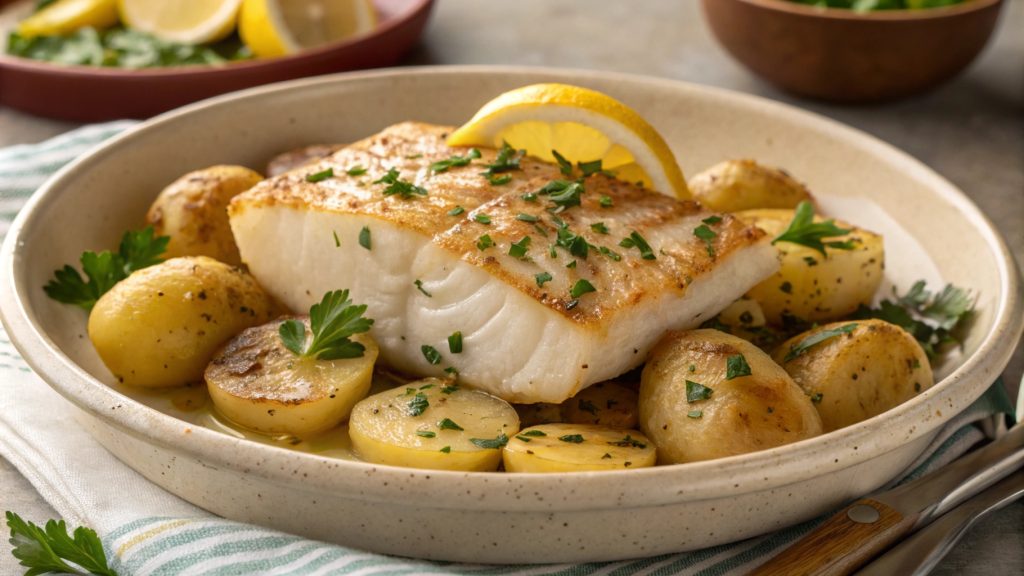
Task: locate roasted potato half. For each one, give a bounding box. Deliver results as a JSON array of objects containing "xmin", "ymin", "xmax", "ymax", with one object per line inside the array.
[
  {"xmin": 772, "ymin": 319, "xmax": 934, "ymax": 432},
  {"xmin": 737, "ymin": 208, "xmax": 884, "ymax": 325},
  {"xmin": 503, "ymin": 424, "xmax": 656, "ymax": 473},
  {"xmin": 640, "ymin": 329, "xmax": 823, "ymax": 464},
  {"xmin": 88, "ymin": 256, "xmax": 274, "ymax": 388},
  {"xmin": 205, "ymin": 321, "xmax": 378, "ymax": 437},
  {"xmin": 146, "ymin": 165, "xmax": 263, "ymax": 266},
  {"xmin": 688, "ymin": 160, "xmax": 814, "ymax": 213}
]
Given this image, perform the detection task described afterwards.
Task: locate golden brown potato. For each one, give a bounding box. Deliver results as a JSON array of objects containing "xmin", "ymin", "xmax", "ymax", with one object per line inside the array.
[
  {"xmin": 772, "ymin": 319, "xmax": 933, "ymax": 432},
  {"xmin": 514, "ymin": 402, "xmax": 564, "ymax": 428},
  {"xmin": 146, "ymin": 165, "xmax": 263, "ymax": 265},
  {"xmin": 88, "ymin": 256, "xmax": 274, "ymax": 388},
  {"xmin": 561, "ymin": 382, "xmax": 639, "ymax": 429},
  {"xmin": 737, "ymin": 209, "xmax": 884, "ymax": 325},
  {"xmin": 639, "ymin": 329, "xmax": 822, "ymax": 464},
  {"xmin": 688, "ymin": 160, "xmax": 814, "ymax": 213},
  {"xmin": 265, "ymin": 144, "xmax": 345, "ymax": 177}
]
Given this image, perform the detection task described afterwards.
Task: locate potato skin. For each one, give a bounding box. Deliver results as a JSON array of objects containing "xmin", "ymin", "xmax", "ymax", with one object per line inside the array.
[
  {"xmin": 772, "ymin": 319, "xmax": 933, "ymax": 432},
  {"xmin": 88, "ymin": 256, "xmax": 274, "ymax": 388},
  {"xmin": 146, "ymin": 166, "xmax": 263, "ymax": 266},
  {"xmin": 689, "ymin": 160, "xmax": 814, "ymax": 213},
  {"xmin": 640, "ymin": 329, "xmax": 822, "ymax": 464},
  {"xmin": 737, "ymin": 209, "xmax": 884, "ymax": 325}
]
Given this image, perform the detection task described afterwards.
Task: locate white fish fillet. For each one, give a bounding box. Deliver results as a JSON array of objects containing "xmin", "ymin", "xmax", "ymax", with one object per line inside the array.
[{"xmin": 230, "ymin": 123, "xmax": 778, "ymax": 403}]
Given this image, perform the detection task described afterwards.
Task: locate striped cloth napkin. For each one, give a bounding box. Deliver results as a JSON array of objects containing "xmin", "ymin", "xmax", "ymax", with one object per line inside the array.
[{"xmin": 0, "ymin": 123, "xmax": 1015, "ymax": 576}]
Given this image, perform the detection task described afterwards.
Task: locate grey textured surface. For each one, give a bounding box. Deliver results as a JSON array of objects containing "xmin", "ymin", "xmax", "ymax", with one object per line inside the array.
[{"xmin": 1, "ymin": 0, "xmax": 1021, "ymax": 574}]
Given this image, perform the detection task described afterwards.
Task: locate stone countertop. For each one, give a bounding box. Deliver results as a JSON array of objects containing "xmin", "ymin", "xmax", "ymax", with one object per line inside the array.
[{"xmin": 1, "ymin": 0, "xmax": 1021, "ymax": 574}]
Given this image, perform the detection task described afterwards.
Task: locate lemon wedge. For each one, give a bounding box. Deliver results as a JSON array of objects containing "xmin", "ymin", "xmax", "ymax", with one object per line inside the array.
[
  {"xmin": 239, "ymin": 0, "xmax": 377, "ymax": 58},
  {"xmin": 447, "ymin": 83, "xmax": 690, "ymax": 199},
  {"xmin": 118, "ymin": 0, "xmax": 242, "ymax": 44},
  {"xmin": 16, "ymin": 0, "xmax": 119, "ymax": 38}
]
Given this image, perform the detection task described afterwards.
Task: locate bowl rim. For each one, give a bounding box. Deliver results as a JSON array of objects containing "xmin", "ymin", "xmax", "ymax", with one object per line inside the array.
[
  {"xmin": 732, "ymin": 0, "xmax": 1002, "ymax": 21},
  {"xmin": 0, "ymin": 0, "xmax": 434, "ymax": 79},
  {"xmin": 1, "ymin": 65, "xmax": 1021, "ymax": 512}
]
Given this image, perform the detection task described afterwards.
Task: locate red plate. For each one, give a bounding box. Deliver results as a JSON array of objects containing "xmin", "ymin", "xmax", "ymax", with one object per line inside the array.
[{"xmin": 0, "ymin": 0, "xmax": 434, "ymax": 121}]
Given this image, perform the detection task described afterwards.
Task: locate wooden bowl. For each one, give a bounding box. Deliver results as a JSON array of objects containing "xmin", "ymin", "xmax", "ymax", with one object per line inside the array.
[
  {"xmin": 0, "ymin": 0, "xmax": 434, "ymax": 121},
  {"xmin": 701, "ymin": 0, "xmax": 1004, "ymax": 103}
]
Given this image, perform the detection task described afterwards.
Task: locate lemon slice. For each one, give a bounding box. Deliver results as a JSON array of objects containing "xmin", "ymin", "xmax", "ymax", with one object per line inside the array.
[
  {"xmin": 16, "ymin": 0, "xmax": 119, "ymax": 38},
  {"xmin": 447, "ymin": 83, "xmax": 690, "ymax": 199},
  {"xmin": 239, "ymin": 0, "xmax": 377, "ymax": 58},
  {"xmin": 118, "ymin": 0, "xmax": 242, "ymax": 44}
]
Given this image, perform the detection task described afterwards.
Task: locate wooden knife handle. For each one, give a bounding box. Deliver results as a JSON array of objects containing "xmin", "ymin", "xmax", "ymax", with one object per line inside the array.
[{"xmin": 751, "ymin": 499, "xmax": 917, "ymax": 576}]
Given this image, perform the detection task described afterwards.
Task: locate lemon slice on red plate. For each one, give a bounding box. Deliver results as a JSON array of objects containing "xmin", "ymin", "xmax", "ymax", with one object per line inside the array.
[
  {"xmin": 16, "ymin": 0, "xmax": 119, "ymax": 38},
  {"xmin": 239, "ymin": 0, "xmax": 377, "ymax": 58},
  {"xmin": 446, "ymin": 83, "xmax": 690, "ymax": 199},
  {"xmin": 118, "ymin": 0, "xmax": 242, "ymax": 44}
]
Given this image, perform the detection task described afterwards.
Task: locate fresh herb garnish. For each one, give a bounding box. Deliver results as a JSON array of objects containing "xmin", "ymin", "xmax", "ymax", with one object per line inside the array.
[
  {"xmin": 521, "ymin": 192, "xmax": 538, "ymax": 202},
  {"xmin": 483, "ymin": 141, "xmax": 523, "ymax": 175},
  {"xmin": 516, "ymin": 435, "xmax": 534, "ymax": 442},
  {"xmin": 552, "ymin": 150, "xmax": 573, "ymax": 175},
  {"xmin": 358, "ymin": 226, "xmax": 371, "ymax": 250},
  {"xmin": 578, "ymin": 159, "xmax": 604, "ymax": 177},
  {"xmin": 559, "ymin": 434, "xmax": 585, "ymax": 443},
  {"xmin": 333, "ymin": 231, "xmax": 341, "ymax": 247},
  {"xmin": 441, "ymin": 384, "xmax": 459, "ymax": 394},
  {"xmin": 608, "ymin": 434, "xmax": 646, "ymax": 448},
  {"xmin": 421, "ymin": 345, "xmax": 442, "ymax": 365},
  {"xmin": 440, "ymin": 446, "xmax": 451, "ymax": 453},
  {"xmin": 414, "ymin": 279, "xmax": 432, "ymax": 297},
  {"xmin": 4, "ymin": 511, "xmax": 117, "ymax": 576},
  {"xmin": 522, "ymin": 430, "xmax": 547, "ymax": 437},
  {"xmin": 44, "ymin": 227, "xmax": 169, "ymax": 310},
  {"xmin": 687, "ymin": 410, "xmax": 703, "ymax": 419},
  {"xmin": 772, "ymin": 201, "xmax": 855, "ymax": 256},
  {"xmin": 566, "ymin": 259, "xmax": 577, "ymax": 269},
  {"xmin": 535, "ymin": 271, "xmax": 553, "ymax": 287},
  {"xmin": 509, "ymin": 236, "xmax": 532, "ymax": 259},
  {"xmin": 702, "ymin": 215, "xmax": 723, "ymax": 225},
  {"xmin": 516, "ymin": 213, "xmax": 539, "ymax": 223},
  {"xmin": 619, "ymin": 231, "xmax": 656, "ymax": 260},
  {"xmin": 590, "ymin": 222, "xmax": 609, "ymax": 235},
  {"xmin": 538, "ymin": 179, "xmax": 585, "ymax": 211},
  {"xmin": 470, "ymin": 434, "xmax": 509, "ymax": 449},
  {"xmin": 474, "ymin": 213, "xmax": 492, "ymax": 225},
  {"xmin": 685, "ymin": 380, "xmax": 714, "ymax": 402},
  {"xmin": 554, "ymin": 219, "xmax": 591, "ymax": 259},
  {"xmin": 810, "ymin": 392, "xmax": 823, "ymax": 404},
  {"xmin": 447, "ymin": 205, "xmax": 465, "ymax": 216},
  {"xmin": 448, "ymin": 331, "xmax": 463, "ymax": 354},
  {"xmin": 476, "ymin": 234, "xmax": 494, "ymax": 251},
  {"xmin": 407, "ymin": 393, "xmax": 429, "ymax": 416},
  {"xmin": 853, "ymin": 281, "xmax": 973, "ymax": 358},
  {"xmin": 488, "ymin": 173, "xmax": 512, "ymax": 186},
  {"xmin": 438, "ymin": 418, "xmax": 464, "ymax": 431},
  {"xmin": 726, "ymin": 354, "xmax": 752, "ymax": 379},
  {"xmin": 430, "ymin": 149, "xmax": 481, "ymax": 173},
  {"xmin": 306, "ymin": 168, "xmax": 334, "ymax": 182},
  {"xmin": 693, "ymin": 224, "xmax": 717, "ymax": 258},
  {"xmin": 599, "ymin": 195, "xmax": 613, "ymax": 208},
  {"xmin": 374, "ymin": 167, "xmax": 427, "ymax": 198},
  {"xmin": 570, "ymin": 279, "xmax": 596, "ymax": 298},
  {"xmin": 417, "ymin": 430, "xmax": 436, "ymax": 438},
  {"xmin": 598, "ymin": 246, "xmax": 622, "ymax": 261},
  {"xmin": 346, "ymin": 165, "xmax": 367, "ymax": 176},
  {"xmin": 783, "ymin": 323, "xmax": 859, "ymax": 362},
  {"xmin": 279, "ymin": 290, "xmax": 374, "ymax": 360}
]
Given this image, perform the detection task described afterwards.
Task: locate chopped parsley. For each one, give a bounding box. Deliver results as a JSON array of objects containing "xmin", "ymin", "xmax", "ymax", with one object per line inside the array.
[
  {"xmin": 521, "ymin": 192, "xmax": 538, "ymax": 202},
  {"xmin": 374, "ymin": 167, "xmax": 427, "ymax": 198},
  {"xmin": 516, "ymin": 213, "xmax": 539, "ymax": 223},
  {"xmin": 473, "ymin": 213, "xmax": 492, "ymax": 225},
  {"xmin": 810, "ymin": 392, "xmax": 824, "ymax": 404},
  {"xmin": 780, "ymin": 281, "xmax": 793, "ymax": 294},
  {"xmin": 516, "ymin": 435, "xmax": 535, "ymax": 442},
  {"xmin": 559, "ymin": 434, "xmax": 585, "ymax": 443},
  {"xmin": 421, "ymin": 345, "xmax": 443, "ymax": 365},
  {"xmin": 619, "ymin": 231, "xmax": 656, "ymax": 260},
  {"xmin": 772, "ymin": 201, "xmax": 855, "ymax": 256},
  {"xmin": 414, "ymin": 279, "xmax": 432, "ymax": 297},
  {"xmin": 538, "ymin": 179, "xmax": 585, "ymax": 211},
  {"xmin": 598, "ymin": 246, "xmax": 622, "ymax": 261},
  {"xmin": 535, "ymin": 271, "xmax": 553, "ymax": 287},
  {"xmin": 522, "ymin": 430, "xmax": 547, "ymax": 437},
  {"xmin": 509, "ymin": 236, "xmax": 532, "ymax": 259},
  {"xmin": 417, "ymin": 430, "xmax": 436, "ymax": 438},
  {"xmin": 687, "ymin": 410, "xmax": 703, "ymax": 419},
  {"xmin": 333, "ymin": 231, "xmax": 341, "ymax": 247},
  {"xmin": 358, "ymin": 226, "xmax": 371, "ymax": 250},
  {"xmin": 552, "ymin": 149, "xmax": 573, "ymax": 175},
  {"xmin": 483, "ymin": 141, "xmax": 523, "ymax": 175},
  {"xmin": 407, "ymin": 393, "xmax": 429, "ymax": 416},
  {"xmin": 693, "ymin": 224, "xmax": 717, "ymax": 258},
  {"xmin": 487, "ymin": 173, "xmax": 512, "ymax": 185},
  {"xmin": 430, "ymin": 148, "xmax": 481, "ymax": 173},
  {"xmin": 726, "ymin": 354, "xmax": 752, "ymax": 379},
  {"xmin": 440, "ymin": 446, "xmax": 451, "ymax": 453},
  {"xmin": 590, "ymin": 222, "xmax": 609, "ymax": 234},
  {"xmin": 279, "ymin": 289, "xmax": 374, "ymax": 360},
  {"xmin": 578, "ymin": 399, "xmax": 599, "ymax": 415},
  {"xmin": 448, "ymin": 331, "xmax": 463, "ymax": 354},
  {"xmin": 346, "ymin": 165, "xmax": 367, "ymax": 176},
  {"xmin": 476, "ymin": 234, "xmax": 494, "ymax": 251},
  {"xmin": 702, "ymin": 215, "xmax": 723, "ymax": 225},
  {"xmin": 441, "ymin": 384, "xmax": 459, "ymax": 394},
  {"xmin": 566, "ymin": 259, "xmax": 577, "ymax": 269},
  {"xmin": 783, "ymin": 323, "xmax": 859, "ymax": 362},
  {"xmin": 447, "ymin": 205, "xmax": 465, "ymax": 216},
  {"xmin": 853, "ymin": 281, "xmax": 973, "ymax": 359},
  {"xmin": 438, "ymin": 417, "xmax": 464, "ymax": 431},
  {"xmin": 305, "ymin": 167, "xmax": 334, "ymax": 182},
  {"xmin": 608, "ymin": 434, "xmax": 647, "ymax": 448},
  {"xmin": 599, "ymin": 195, "xmax": 613, "ymax": 208},
  {"xmin": 685, "ymin": 380, "xmax": 714, "ymax": 402},
  {"xmin": 577, "ymin": 159, "xmax": 604, "ymax": 177},
  {"xmin": 570, "ymin": 279, "xmax": 596, "ymax": 298},
  {"xmin": 554, "ymin": 219, "xmax": 591, "ymax": 259},
  {"xmin": 470, "ymin": 434, "xmax": 509, "ymax": 449}
]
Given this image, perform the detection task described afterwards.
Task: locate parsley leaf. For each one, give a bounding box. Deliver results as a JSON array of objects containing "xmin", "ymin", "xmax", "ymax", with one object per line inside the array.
[
  {"xmin": 552, "ymin": 149, "xmax": 573, "ymax": 175},
  {"xmin": 685, "ymin": 380, "xmax": 714, "ymax": 402},
  {"xmin": 470, "ymin": 433, "xmax": 509, "ymax": 449},
  {"xmin": 430, "ymin": 148, "xmax": 481, "ymax": 173},
  {"xmin": 783, "ymin": 323, "xmax": 859, "ymax": 362},
  {"xmin": 476, "ymin": 234, "xmax": 494, "ymax": 251},
  {"xmin": 590, "ymin": 222, "xmax": 609, "ymax": 235},
  {"xmin": 535, "ymin": 271, "xmax": 553, "ymax": 287},
  {"xmin": 772, "ymin": 201, "xmax": 855, "ymax": 256},
  {"xmin": 346, "ymin": 165, "xmax": 367, "ymax": 176},
  {"xmin": 538, "ymin": 179, "xmax": 585, "ymax": 212},
  {"xmin": 421, "ymin": 345, "xmax": 442, "ymax": 365},
  {"xmin": 570, "ymin": 279, "xmax": 596, "ymax": 298},
  {"xmin": 483, "ymin": 141, "xmax": 523, "ymax": 175},
  {"xmin": 559, "ymin": 434, "xmax": 585, "ymax": 443},
  {"xmin": 577, "ymin": 159, "xmax": 605, "ymax": 177},
  {"xmin": 414, "ymin": 279, "xmax": 432, "ymax": 297},
  {"xmin": 44, "ymin": 227, "xmax": 169, "ymax": 310},
  {"xmin": 474, "ymin": 213, "xmax": 492, "ymax": 225},
  {"xmin": 854, "ymin": 281, "xmax": 973, "ymax": 358},
  {"xmin": 438, "ymin": 417, "xmax": 464, "ymax": 431},
  {"xmin": 358, "ymin": 226, "xmax": 372, "ymax": 250},
  {"xmin": 448, "ymin": 331, "xmax": 463, "ymax": 354},
  {"xmin": 407, "ymin": 392, "xmax": 429, "ymax": 416},
  {"xmin": 522, "ymin": 430, "xmax": 547, "ymax": 437},
  {"xmin": 278, "ymin": 290, "xmax": 374, "ymax": 360},
  {"xmin": 726, "ymin": 354, "xmax": 752, "ymax": 379},
  {"xmin": 607, "ymin": 434, "xmax": 646, "ymax": 448},
  {"xmin": 509, "ymin": 235, "xmax": 532, "ymax": 259},
  {"xmin": 374, "ymin": 167, "xmax": 427, "ymax": 198},
  {"xmin": 619, "ymin": 231, "xmax": 656, "ymax": 260},
  {"xmin": 5, "ymin": 511, "xmax": 117, "ymax": 576},
  {"xmin": 305, "ymin": 168, "xmax": 334, "ymax": 182},
  {"xmin": 693, "ymin": 224, "xmax": 717, "ymax": 258},
  {"xmin": 554, "ymin": 219, "xmax": 590, "ymax": 259},
  {"xmin": 447, "ymin": 205, "xmax": 465, "ymax": 217},
  {"xmin": 599, "ymin": 195, "xmax": 613, "ymax": 208}
]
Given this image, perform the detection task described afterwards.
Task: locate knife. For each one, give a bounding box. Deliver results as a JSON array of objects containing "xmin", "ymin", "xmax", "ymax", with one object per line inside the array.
[{"xmin": 751, "ymin": 422, "xmax": 1024, "ymax": 576}]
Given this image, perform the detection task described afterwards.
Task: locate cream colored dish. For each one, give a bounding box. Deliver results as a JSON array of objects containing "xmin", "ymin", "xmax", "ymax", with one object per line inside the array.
[{"xmin": 1, "ymin": 67, "xmax": 1021, "ymax": 563}]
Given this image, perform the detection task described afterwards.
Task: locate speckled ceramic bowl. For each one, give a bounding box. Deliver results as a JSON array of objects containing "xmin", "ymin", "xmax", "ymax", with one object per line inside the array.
[{"xmin": 1, "ymin": 67, "xmax": 1021, "ymax": 564}]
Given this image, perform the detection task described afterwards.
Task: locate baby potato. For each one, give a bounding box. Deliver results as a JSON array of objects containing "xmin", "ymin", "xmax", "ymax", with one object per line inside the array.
[
  {"xmin": 205, "ymin": 321, "xmax": 378, "ymax": 437},
  {"xmin": 639, "ymin": 329, "xmax": 823, "ymax": 464},
  {"xmin": 88, "ymin": 256, "xmax": 274, "ymax": 388},
  {"xmin": 349, "ymin": 380, "xmax": 519, "ymax": 472},
  {"xmin": 503, "ymin": 424, "xmax": 656, "ymax": 473},
  {"xmin": 688, "ymin": 160, "xmax": 814, "ymax": 213},
  {"xmin": 561, "ymin": 382, "xmax": 639, "ymax": 429},
  {"xmin": 515, "ymin": 402, "xmax": 564, "ymax": 428},
  {"xmin": 146, "ymin": 165, "xmax": 263, "ymax": 265},
  {"xmin": 772, "ymin": 319, "xmax": 934, "ymax": 432},
  {"xmin": 737, "ymin": 209, "xmax": 884, "ymax": 325}
]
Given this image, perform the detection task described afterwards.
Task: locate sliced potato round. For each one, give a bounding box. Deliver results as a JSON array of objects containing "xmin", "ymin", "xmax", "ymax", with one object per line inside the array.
[
  {"xmin": 146, "ymin": 165, "xmax": 263, "ymax": 266},
  {"xmin": 772, "ymin": 319, "xmax": 934, "ymax": 432},
  {"xmin": 737, "ymin": 208, "xmax": 884, "ymax": 325},
  {"xmin": 205, "ymin": 321, "xmax": 378, "ymax": 437},
  {"xmin": 349, "ymin": 379, "xmax": 519, "ymax": 471},
  {"xmin": 503, "ymin": 423, "xmax": 656, "ymax": 473},
  {"xmin": 561, "ymin": 382, "xmax": 639, "ymax": 429},
  {"xmin": 640, "ymin": 329, "xmax": 823, "ymax": 464},
  {"xmin": 88, "ymin": 256, "xmax": 274, "ymax": 388},
  {"xmin": 688, "ymin": 160, "xmax": 814, "ymax": 213}
]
